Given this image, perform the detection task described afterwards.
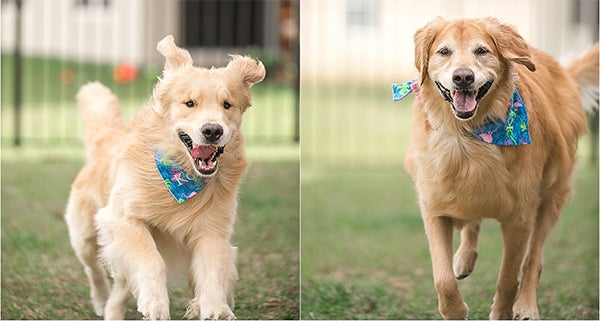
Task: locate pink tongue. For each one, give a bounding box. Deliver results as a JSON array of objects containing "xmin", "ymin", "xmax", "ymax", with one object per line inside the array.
[
  {"xmin": 191, "ymin": 145, "xmax": 217, "ymax": 159},
  {"xmin": 454, "ymin": 91, "xmax": 477, "ymax": 112}
]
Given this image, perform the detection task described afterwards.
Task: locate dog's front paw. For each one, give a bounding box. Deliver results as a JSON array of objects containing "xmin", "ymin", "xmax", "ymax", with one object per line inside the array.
[
  {"xmin": 512, "ymin": 301, "xmax": 539, "ymax": 320},
  {"xmin": 200, "ymin": 303, "xmax": 235, "ymax": 320},
  {"xmin": 489, "ymin": 310, "xmax": 512, "ymax": 320},
  {"xmin": 137, "ymin": 292, "xmax": 170, "ymax": 320},
  {"xmin": 440, "ymin": 301, "xmax": 468, "ymax": 320},
  {"xmin": 453, "ymin": 248, "xmax": 478, "ymax": 279}
]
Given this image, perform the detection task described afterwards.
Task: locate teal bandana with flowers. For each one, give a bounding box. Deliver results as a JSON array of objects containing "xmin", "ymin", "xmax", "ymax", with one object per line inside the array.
[
  {"xmin": 153, "ymin": 149, "xmax": 210, "ymax": 204},
  {"xmin": 470, "ymin": 89, "xmax": 531, "ymax": 145},
  {"xmin": 392, "ymin": 80, "xmax": 531, "ymax": 146}
]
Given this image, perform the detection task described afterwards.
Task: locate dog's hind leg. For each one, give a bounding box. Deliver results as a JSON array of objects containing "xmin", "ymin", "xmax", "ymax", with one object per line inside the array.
[
  {"xmin": 65, "ymin": 192, "xmax": 110, "ymax": 317},
  {"xmin": 453, "ymin": 221, "xmax": 480, "ymax": 279},
  {"xmin": 513, "ymin": 186, "xmax": 569, "ymax": 320},
  {"xmin": 104, "ymin": 277, "xmax": 131, "ymax": 320}
]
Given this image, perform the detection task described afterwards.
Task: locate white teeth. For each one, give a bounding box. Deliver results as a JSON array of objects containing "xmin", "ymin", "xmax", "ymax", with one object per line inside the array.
[{"xmin": 195, "ymin": 157, "xmax": 218, "ymax": 174}]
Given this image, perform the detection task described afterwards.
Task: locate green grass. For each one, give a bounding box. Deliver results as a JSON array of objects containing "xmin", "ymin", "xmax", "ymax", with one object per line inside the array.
[
  {"xmin": 1, "ymin": 144, "xmax": 299, "ymax": 320},
  {"xmin": 301, "ymin": 165, "xmax": 598, "ymax": 319},
  {"xmin": 1, "ymin": 55, "xmax": 297, "ymax": 145},
  {"xmin": 300, "ymin": 83, "xmax": 599, "ymax": 319}
]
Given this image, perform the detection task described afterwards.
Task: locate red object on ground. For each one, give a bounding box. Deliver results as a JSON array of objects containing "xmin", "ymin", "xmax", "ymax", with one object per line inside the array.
[{"xmin": 113, "ymin": 63, "xmax": 138, "ymax": 84}]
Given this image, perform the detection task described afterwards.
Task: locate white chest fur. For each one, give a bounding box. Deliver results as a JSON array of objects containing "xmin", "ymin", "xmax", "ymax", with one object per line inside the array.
[{"xmin": 411, "ymin": 130, "xmax": 516, "ymax": 220}]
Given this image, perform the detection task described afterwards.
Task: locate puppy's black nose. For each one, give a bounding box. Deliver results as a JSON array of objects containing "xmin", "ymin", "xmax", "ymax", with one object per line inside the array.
[
  {"xmin": 201, "ymin": 123, "xmax": 223, "ymax": 143},
  {"xmin": 452, "ymin": 68, "xmax": 475, "ymax": 88}
]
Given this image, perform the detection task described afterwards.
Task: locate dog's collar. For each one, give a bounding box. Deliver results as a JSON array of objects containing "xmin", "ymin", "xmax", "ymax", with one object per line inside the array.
[
  {"xmin": 392, "ymin": 80, "xmax": 531, "ymax": 146},
  {"xmin": 153, "ymin": 149, "xmax": 209, "ymax": 204}
]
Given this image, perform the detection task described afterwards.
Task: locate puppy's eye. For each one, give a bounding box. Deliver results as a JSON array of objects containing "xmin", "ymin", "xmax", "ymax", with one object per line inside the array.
[
  {"xmin": 438, "ymin": 47, "xmax": 450, "ymax": 56},
  {"xmin": 223, "ymin": 101, "xmax": 232, "ymax": 109},
  {"xmin": 184, "ymin": 100, "xmax": 195, "ymax": 108},
  {"xmin": 474, "ymin": 47, "xmax": 489, "ymax": 55}
]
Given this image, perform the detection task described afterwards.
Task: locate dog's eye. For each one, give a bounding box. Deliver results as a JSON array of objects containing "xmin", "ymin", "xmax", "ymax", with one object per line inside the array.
[
  {"xmin": 438, "ymin": 47, "xmax": 451, "ymax": 56},
  {"xmin": 184, "ymin": 100, "xmax": 195, "ymax": 108},
  {"xmin": 474, "ymin": 47, "xmax": 489, "ymax": 55},
  {"xmin": 223, "ymin": 101, "xmax": 232, "ymax": 109}
]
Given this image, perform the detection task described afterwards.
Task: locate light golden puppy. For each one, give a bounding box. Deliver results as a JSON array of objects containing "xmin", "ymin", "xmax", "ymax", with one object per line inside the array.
[
  {"xmin": 404, "ymin": 17, "xmax": 598, "ymax": 320},
  {"xmin": 65, "ymin": 35, "xmax": 265, "ymax": 320}
]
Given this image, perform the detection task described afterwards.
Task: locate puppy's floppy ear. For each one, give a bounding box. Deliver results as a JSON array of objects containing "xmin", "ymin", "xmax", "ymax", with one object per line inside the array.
[
  {"xmin": 414, "ymin": 17, "xmax": 446, "ymax": 86},
  {"xmin": 156, "ymin": 35, "xmax": 193, "ymax": 73},
  {"xmin": 227, "ymin": 55, "xmax": 266, "ymax": 86},
  {"xmin": 486, "ymin": 18, "xmax": 536, "ymax": 72}
]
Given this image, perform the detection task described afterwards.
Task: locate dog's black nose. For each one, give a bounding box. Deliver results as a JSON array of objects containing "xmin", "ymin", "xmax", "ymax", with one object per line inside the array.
[
  {"xmin": 201, "ymin": 123, "xmax": 223, "ymax": 143},
  {"xmin": 452, "ymin": 68, "xmax": 475, "ymax": 88}
]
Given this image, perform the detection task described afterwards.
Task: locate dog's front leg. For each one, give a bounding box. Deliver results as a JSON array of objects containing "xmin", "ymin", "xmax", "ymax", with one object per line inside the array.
[
  {"xmin": 185, "ymin": 234, "xmax": 237, "ymax": 320},
  {"xmin": 453, "ymin": 221, "xmax": 481, "ymax": 279},
  {"xmin": 423, "ymin": 215, "xmax": 469, "ymax": 320},
  {"xmin": 489, "ymin": 218, "xmax": 531, "ymax": 320},
  {"xmin": 96, "ymin": 210, "xmax": 170, "ymax": 320}
]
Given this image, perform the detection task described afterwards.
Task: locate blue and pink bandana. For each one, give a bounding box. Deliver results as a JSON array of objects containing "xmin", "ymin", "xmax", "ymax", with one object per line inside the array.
[
  {"xmin": 153, "ymin": 149, "xmax": 209, "ymax": 203},
  {"xmin": 392, "ymin": 80, "xmax": 531, "ymax": 146}
]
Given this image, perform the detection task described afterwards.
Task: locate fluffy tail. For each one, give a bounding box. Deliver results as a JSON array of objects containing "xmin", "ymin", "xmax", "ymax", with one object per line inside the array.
[
  {"xmin": 566, "ymin": 44, "xmax": 599, "ymax": 113},
  {"xmin": 76, "ymin": 82, "xmax": 125, "ymax": 159}
]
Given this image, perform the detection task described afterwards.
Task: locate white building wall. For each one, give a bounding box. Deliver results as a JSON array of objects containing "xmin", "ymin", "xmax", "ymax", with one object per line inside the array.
[
  {"xmin": 301, "ymin": 0, "xmax": 597, "ymax": 84},
  {"xmin": 1, "ymin": 0, "xmax": 175, "ymax": 65}
]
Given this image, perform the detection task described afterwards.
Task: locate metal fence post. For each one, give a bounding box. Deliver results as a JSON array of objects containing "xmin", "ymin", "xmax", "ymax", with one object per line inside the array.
[{"xmin": 13, "ymin": 0, "xmax": 23, "ymax": 147}]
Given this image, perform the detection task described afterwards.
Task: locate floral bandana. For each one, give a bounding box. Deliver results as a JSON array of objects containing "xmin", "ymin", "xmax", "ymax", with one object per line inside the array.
[
  {"xmin": 392, "ymin": 80, "xmax": 531, "ymax": 146},
  {"xmin": 392, "ymin": 80, "xmax": 419, "ymax": 100},
  {"xmin": 153, "ymin": 149, "xmax": 210, "ymax": 204}
]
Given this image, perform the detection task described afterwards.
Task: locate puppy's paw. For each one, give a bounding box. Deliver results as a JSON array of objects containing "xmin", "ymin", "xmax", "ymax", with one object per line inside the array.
[
  {"xmin": 200, "ymin": 303, "xmax": 235, "ymax": 320},
  {"xmin": 92, "ymin": 300, "xmax": 106, "ymax": 317},
  {"xmin": 91, "ymin": 286, "xmax": 109, "ymax": 317},
  {"xmin": 137, "ymin": 292, "xmax": 170, "ymax": 320}
]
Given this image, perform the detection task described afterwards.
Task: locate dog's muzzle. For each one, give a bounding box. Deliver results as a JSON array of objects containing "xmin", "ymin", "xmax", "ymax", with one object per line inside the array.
[
  {"xmin": 178, "ymin": 131, "xmax": 224, "ymax": 177},
  {"xmin": 435, "ymin": 79, "xmax": 494, "ymax": 120}
]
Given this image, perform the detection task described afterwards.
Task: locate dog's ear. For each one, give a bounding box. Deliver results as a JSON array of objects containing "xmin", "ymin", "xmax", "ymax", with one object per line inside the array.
[
  {"xmin": 156, "ymin": 35, "xmax": 193, "ymax": 73},
  {"xmin": 414, "ymin": 17, "xmax": 446, "ymax": 85},
  {"xmin": 486, "ymin": 18, "xmax": 536, "ymax": 72},
  {"xmin": 227, "ymin": 55, "xmax": 266, "ymax": 87}
]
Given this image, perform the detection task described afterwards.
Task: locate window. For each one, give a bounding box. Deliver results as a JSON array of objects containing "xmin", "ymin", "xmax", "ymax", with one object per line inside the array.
[
  {"xmin": 75, "ymin": 0, "xmax": 110, "ymax": 9},
  {"xmin": 346, "ymin": 0, "xmax": 376, "ymax": 30},
  {"xmin": 181, "ymin": 0, "xmax": 265, "ymax": 48}
]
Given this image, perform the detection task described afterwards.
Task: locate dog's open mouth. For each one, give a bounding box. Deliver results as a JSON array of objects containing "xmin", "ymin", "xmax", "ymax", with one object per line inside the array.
[
  {"xmin": 435, "ymin": 80, "xmax": 494, "ymax": 120},
  {"xmin": 178, "ymin": 132, "xmax": 224, "ymax": 176}
]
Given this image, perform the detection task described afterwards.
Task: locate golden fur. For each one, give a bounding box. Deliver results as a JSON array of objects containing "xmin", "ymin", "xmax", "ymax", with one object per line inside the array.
[
  {"xmin": 404, "ymin": 17, "xmax": 598, "ymax": 320},
  {"xmin": 65, "ymin": 35, "xmax": 265, "ymax": 320}
]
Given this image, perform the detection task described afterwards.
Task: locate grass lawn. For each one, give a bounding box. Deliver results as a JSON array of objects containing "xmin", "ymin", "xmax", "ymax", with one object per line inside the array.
[
  {"xmin": 301, "ymin": 165, "xmax": 598, "ymax": 320},
  {"xmin": 1, "ymin": 144, "xmax": 299, "ymax": 320},
  {"xmin": 300, "ymin": 84, "xmax": 599, "ymax": 320}
]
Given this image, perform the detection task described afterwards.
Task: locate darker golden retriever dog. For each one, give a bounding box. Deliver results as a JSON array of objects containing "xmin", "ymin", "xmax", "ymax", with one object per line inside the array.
[
  {"xmin": 65, "ymin": 35, "xmax": 265, "ymax": 320},
  {"xmin": 404, "ymin": 17, "xmax": 598, "ymax": 320}
]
